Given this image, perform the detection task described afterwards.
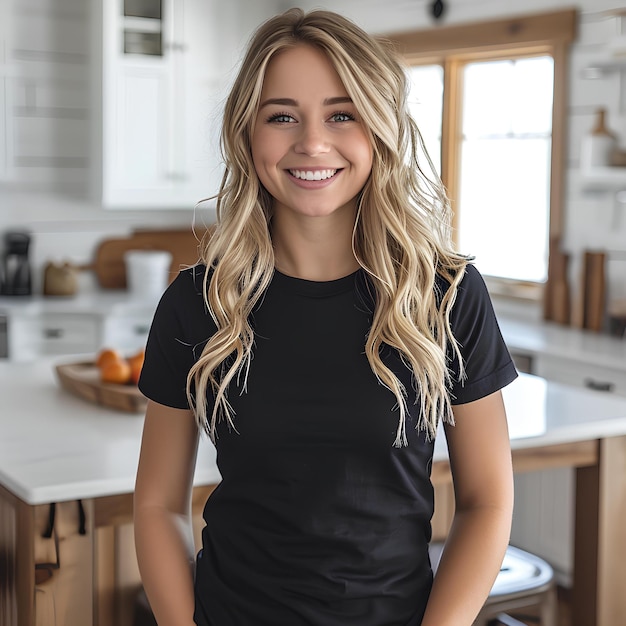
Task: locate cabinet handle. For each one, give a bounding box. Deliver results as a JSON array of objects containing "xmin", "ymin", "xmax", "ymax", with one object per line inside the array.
[
  {"xmin": 584, "ymin": 378, "xmax": 615, "ymax": 393},
  {"xmin": 43, "ymin": 328, "xmax": 64, "ymax": 339}
]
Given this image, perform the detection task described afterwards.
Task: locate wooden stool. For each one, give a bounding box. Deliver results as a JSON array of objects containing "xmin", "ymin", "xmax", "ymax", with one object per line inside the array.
[{"xmin": 429, "ymin": 543, "xmax": 558, "ymax": 626}]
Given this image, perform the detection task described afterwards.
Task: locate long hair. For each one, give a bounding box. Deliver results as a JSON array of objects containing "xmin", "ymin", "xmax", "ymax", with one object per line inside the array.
[{"xmin": 187, "ymin": 8, "xmax": 469, "ymax": 446}]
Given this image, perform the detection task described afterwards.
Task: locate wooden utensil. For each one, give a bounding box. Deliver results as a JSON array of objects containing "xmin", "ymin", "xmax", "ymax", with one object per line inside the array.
[{"xmin": 581, "ymin": 250, "xmax": 606, "ymax": 332}]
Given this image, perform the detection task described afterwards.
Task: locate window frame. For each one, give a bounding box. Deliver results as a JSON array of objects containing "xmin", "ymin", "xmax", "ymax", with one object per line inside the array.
[{"xmin": 386, "ymin": 9, "xmax": 577, "ymax": 301}]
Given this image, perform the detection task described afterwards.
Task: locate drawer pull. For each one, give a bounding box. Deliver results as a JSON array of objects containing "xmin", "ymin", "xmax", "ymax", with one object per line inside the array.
[
  {"xmin": 43, "ymin": 328, "xmax": 64, "ymax": 339},
  {"xmin": 584, "ymin": 378, "xmax": 615, "ymax": 393}
]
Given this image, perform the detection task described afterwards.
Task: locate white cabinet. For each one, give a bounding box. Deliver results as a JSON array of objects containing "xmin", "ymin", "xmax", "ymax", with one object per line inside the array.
[
  {"xmin": 93, "ymin": 0, "xmax": 222, "ymax": 209},
  {"xmin": 9, "ymin": 312, "xmax": 101, "ymax": 361}
]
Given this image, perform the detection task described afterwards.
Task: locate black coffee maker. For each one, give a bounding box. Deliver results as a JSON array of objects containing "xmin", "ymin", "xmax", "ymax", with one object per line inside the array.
[{"xmin": 1, "ymin": 231, "xmax": 32, "ymax": 296}]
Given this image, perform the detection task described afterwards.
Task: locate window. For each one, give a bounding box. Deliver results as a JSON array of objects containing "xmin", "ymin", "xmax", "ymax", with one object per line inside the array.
[
  {"xmin": 407, "ymin": 65, "xmax": 443, "ymax": 176},
  {"xmin": 391, "ymin": 9, "xmax": 576, "ymax": 298}
]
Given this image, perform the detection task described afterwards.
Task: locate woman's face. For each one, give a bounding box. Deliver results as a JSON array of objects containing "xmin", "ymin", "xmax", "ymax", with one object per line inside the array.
[{"xmin": 251, "ymin": 44, "xmax": 373, "ymax": 222}]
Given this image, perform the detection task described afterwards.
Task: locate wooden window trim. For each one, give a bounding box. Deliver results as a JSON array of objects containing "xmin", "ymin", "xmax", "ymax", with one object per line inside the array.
[
  {"xmin": 384, "ymin": 9, "xmax": 578, "ymax": 301},
  {"xmin": 385, "ymin": 9, "xmax": 577, "ymax": 60}
]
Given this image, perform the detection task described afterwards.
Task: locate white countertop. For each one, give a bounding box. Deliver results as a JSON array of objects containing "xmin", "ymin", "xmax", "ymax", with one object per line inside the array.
[
  {"xmin": 498, "ymin": 316, "xmax": 626, "ymax": 371},
  {"xmin": 0, "ymin": 358, "xmax": 221, "ymax": 505},
  {"xmin": 0, "ymin": 291, "xmax": 159, "ymax": 317},
  {"xmin": 2, "ymin": 358, "xmax": 626, "ymax": 506}
]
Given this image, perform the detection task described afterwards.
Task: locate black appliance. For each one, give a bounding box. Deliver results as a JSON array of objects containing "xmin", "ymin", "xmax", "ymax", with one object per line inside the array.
[{"xmin": 1, "ymin": 231, "xmax": 32, "ymax": 296}]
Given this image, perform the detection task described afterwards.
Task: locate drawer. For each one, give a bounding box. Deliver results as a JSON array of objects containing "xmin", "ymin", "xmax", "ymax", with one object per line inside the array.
[
  {"xmin": 534, "ymin": 354, "xmax": 626, "ymax": 396},
  {"xmin": 10, "ymin": 313, "xmax": 101, "ymax": 360}
]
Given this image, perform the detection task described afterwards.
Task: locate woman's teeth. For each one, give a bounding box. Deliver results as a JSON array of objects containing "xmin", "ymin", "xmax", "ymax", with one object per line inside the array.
[{"xmin": 289, "ymin": 169, "xmax": 337, "ymax": 181}]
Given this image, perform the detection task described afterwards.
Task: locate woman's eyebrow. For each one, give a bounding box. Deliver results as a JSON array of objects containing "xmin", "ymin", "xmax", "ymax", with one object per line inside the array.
[{"xmin": 259, "ymin": 96, "xmax": 353, "ymax": 108}]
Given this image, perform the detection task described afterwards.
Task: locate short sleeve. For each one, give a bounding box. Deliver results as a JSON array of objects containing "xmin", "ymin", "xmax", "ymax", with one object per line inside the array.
[
  {"xmin": 445, "ymin": 264, "xmax": 518, "ymax": 405},
  {"xmin": 138, "ymin": 265, "xmax": 216, "ymax": 409}
]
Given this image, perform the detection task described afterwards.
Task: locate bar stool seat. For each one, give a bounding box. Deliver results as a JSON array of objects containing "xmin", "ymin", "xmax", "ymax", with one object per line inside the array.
[{"xmin": 429, "ymin": 542, "xmax": 558, "ymax": 626}]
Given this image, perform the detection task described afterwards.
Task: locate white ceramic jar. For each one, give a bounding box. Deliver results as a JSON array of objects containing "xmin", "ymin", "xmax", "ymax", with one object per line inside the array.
[{"xmin": 124, "ymin": 250, "xmax": 172, "ymax": 300}]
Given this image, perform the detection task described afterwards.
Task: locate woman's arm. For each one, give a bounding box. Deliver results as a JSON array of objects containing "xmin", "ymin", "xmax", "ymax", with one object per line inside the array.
[
  {"xmin": 134, "ymin": 399, "xmax": 201, "ymax": 626},
  {"xmin": 421, "ymin": 390, "xmax": 514, "ymax": 626}
]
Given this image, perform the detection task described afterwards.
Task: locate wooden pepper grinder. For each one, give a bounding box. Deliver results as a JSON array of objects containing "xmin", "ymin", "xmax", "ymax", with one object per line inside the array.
[{"xmin": 581, "ymin": 108, "xmax": 617, "ymax": 170}]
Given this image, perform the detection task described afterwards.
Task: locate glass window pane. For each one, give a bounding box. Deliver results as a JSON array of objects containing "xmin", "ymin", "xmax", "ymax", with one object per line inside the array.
[
  {"xmin": 511, "ymin": 57, "xmax": 554, "ymax": 135},
  {"xmin": 462, "ymin": 61, "xmax": 513, "ymax": 138},
  {"xmin": 458, "ymin": 137, "xmax": 551, "ymax": 282},
  {"xmin": 463, "ymin": 56, "xmax": 553, "ymax": 138},
  {"xmin": 407, "ymin": 65, "xmax": 443, "ymax": 174},
  {"xmin": 124, "ymin": 0, "xmax": 162, "ymax": 19},
  {"xmin": 458, "ymin": 56, "xmax": 553, "ymax": 283}
]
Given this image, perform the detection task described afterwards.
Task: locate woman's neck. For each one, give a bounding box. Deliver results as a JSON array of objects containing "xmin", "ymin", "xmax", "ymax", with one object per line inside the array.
[{"xmin": 271, "ymin": 213, "xmax": 359, "ymax": 281}]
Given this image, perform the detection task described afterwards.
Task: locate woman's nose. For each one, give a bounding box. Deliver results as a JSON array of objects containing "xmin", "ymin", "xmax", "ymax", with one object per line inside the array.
[{"xmin": 294, "ymin": 122, "xmax": 330, "ymax": 156}]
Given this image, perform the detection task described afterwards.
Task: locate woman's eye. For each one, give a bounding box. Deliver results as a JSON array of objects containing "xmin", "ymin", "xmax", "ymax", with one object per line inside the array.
[
  {"xmin": 267, "ymin": 113, "xmax": 295, "ymax": 124},
  {"xmin": 330, "ymin": 112, "xmax": 355, "ymax": 123}
]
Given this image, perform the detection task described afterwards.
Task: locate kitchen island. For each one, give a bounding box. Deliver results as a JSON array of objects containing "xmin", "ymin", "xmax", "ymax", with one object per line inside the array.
[{"xmin": 1, "ymin": 359, "xmax": 626, "ymax": 626}]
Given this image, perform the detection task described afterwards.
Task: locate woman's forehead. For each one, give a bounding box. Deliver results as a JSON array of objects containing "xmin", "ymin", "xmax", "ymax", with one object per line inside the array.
[{"xmin": 259, "ymin": 44, "xmax": 349, "ymax": 101}]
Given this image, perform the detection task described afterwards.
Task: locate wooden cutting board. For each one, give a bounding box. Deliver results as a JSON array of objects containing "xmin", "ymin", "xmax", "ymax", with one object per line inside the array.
[{"xmin": 91, "ymin": 228, "xmax": 211, "ymax": 289}]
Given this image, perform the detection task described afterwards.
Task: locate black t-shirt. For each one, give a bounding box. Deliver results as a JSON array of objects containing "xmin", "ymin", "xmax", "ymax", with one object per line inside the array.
[{"xmin": 139, "ymin": 263, "xmax": 518, "ymax": 626}]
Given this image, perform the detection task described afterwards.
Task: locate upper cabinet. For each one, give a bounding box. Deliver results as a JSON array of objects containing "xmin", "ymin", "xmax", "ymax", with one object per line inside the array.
[{"xmin": 92, "ymin": 0, "xmax": 223, "ymax": 209}]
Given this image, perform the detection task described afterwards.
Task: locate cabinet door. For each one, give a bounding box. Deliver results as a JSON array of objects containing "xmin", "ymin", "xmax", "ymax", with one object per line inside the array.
[
  {"xmin": 103, "ymin": 62, "xmax": 178, "ymax": 206},
  {"xmin": 100, "ymin": 0, "xmax": 220, "ymax": 209},
  {"xmin": 174, "ymin": 0, "xmax": 222, "ymax": 201}
]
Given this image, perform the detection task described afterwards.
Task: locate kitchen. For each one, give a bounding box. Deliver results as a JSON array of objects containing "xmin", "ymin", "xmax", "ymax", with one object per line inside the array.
[{"xmin": 1, "ymin": 0, "xmax": 626, "ymax": 625}]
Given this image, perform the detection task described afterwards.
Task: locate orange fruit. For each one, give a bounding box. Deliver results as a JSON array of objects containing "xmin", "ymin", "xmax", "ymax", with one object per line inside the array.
[
  {"xmin": 96, "ymin": 348, "xmax": 123, "ymax": 369},
  {"xmin": 100, "ymin": 359, "xmax": 132, "ymax": 385},
  {"xmin": 127, "ymin": 348, "xmax": 145, "ymax": 369},
  {"xmin": 127, "ymin": 349, "xmax": 145, "ymax": 385}
]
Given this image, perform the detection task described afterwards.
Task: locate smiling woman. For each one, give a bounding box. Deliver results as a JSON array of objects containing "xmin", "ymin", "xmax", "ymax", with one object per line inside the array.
[{"xmin": 134, "ymin": 8, "xmax": 517, "ymax": 626}]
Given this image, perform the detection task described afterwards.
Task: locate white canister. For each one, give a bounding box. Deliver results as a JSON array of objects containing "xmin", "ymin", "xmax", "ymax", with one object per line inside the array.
[
  {"xmin": 124, "ymin": 250, "xmax": 173, "ymax": 300},
  {"xmin": 581, "ymin": 108, "xmax": 617, "ymax": 171},
  {"xmin": 580, "ymin": 134, "xmax": 615, "ymax": 170}
]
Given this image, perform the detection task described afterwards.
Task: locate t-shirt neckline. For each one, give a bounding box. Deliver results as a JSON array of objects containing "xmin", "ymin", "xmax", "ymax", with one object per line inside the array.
[{"xmin": 272, "ymin": 268, "xmax": 360, "ymax": 298}]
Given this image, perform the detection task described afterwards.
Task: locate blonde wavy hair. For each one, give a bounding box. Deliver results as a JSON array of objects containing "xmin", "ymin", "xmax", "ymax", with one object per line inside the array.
[{"xmin": 188, "ymin": 8, "xmax": 469, "ymax": 447}]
